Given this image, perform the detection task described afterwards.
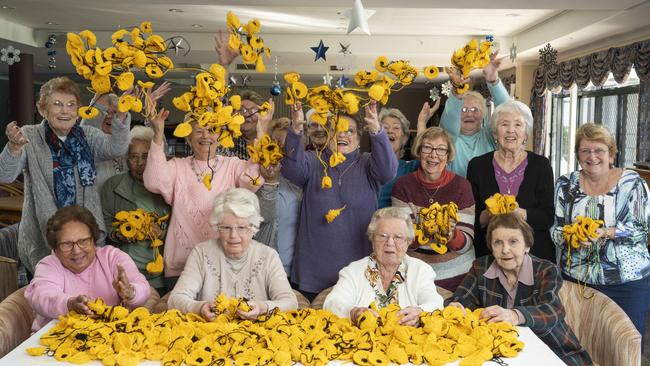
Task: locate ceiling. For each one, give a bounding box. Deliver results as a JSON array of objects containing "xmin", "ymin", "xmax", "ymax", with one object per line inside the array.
[{"xmin": 0, "ymin": 0, "xmax": 649, "ymax": 87}]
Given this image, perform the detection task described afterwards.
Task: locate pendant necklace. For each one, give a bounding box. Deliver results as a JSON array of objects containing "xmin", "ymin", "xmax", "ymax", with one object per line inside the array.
[{"xmin": 191, "ymin": 156, "xmax": 217, "ymax": 182}]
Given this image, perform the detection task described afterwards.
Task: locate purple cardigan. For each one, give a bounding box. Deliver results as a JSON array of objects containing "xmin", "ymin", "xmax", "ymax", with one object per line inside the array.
[{"xmin": 281, "ymin": 128, "xmax": 397, "ymax": 293}]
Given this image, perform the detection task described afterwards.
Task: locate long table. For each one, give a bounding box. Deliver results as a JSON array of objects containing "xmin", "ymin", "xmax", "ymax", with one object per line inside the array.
[{"xmin": 0, "ymin": 320, "xmax": 565, "ymax": 365}]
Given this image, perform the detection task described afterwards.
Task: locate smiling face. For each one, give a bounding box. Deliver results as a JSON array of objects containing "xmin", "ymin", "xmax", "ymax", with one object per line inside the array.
[
  {"xmin": 240, "ymin": 99, "xmax": 260, "ymax": 140},
  {"xmin": 381, "ymin": 116, "xmax": 408, "ymax": 157},
  {"xmin": 418, "ymin": 136, "xmax": 449, "ymax": 181},
  {"xmin": 187, "ymin": 123, "xmax": 219, "ymax": 161},
  {"xmin": 127, "ymin": 140, "xmax": 150, "ymax": 182},
  {"xmin": 489, "ymin": 227, "xmax": 529, "ymax": 277},
  {"xmin": 96, "ymin": 95, "xmax": 117, "ymax": 135},
  {"xmin": 307, "ymin": 121, "xmax": 328, "ymax": 150},
  {"xmin": 460, "ymin": 97, "xmax": 484, "ymax": 136},
  {"xmin": 577, "ymin": 139, "xmax": 613, "ymax": 177},
  {"xmin": 40, "ymin": 92, "xmax": 80, "ymax": 136},
  {"xmin": 328, "ymin": 116, "xmax": 360, "ymax": 155},
  {"xmin": 372, "ymin": 218, "xmax": 409, "ymax": 269},
  {"xmin": 217, "ymin": 212, "xmax": 254, "ymax": 259},
  {"xmin": 54, "ymin": 221, "xmax": 97, "ymax": 274},
  {"xmin": 494, "ymin": 111, "xmax": 527, "ymax": 153}
]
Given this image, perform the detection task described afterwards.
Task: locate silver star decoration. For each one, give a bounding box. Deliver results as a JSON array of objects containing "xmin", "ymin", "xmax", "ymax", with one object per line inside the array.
[
  {"xmin": 241, "ymin": 75, "xmax": 251, "ymax": 87},
  {"xmin": 429, "ymin": 87, "xmax": 440, "ymax": 102},
  {"xmin": 167, "ymin": 37, "xmax": 185, "ymax": 56},
  {"xmin": 344, "ymin": 0, "xmax": 375, "ymax": 35},
  {"xmin": 323, "ymin": 72, "xmax": 333, "ymax": 86},
  {"xmin": 339, "ymin": 42, "xmax": 351, "ymax": 55},
  {"xmin": 229, "ymin": 75, "xmax": 237, "ymax": 86},
  {"xmin": 509, "ymin": 43, "xmax": 517, "ymax": 63},
  {"xmin": 441, "ymin": 81, "xmax": 453, "ymax": 97}
]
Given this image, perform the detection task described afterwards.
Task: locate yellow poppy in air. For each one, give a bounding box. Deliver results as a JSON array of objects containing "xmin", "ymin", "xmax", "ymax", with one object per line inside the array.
[
  {"xmin": 78, "ymin": 106, "xmax": 99, "ymax": 119},
  {"xmin": 424, "ymin": 65, "xmax": 439, "ymax": 79},
  {"xmin": 325, "ymin": 205, "xmax": 346, "ymax": 223}
]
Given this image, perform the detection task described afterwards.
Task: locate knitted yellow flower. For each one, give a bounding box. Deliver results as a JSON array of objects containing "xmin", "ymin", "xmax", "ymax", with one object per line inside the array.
[
  {"xmin": 485, "ymin": 193, "xmax": 517, "ymax": 215},
  {"xmin": 113, "ymin": 209, "xmax": 168, "ymax": 274},
  {"xmin": 562, "ymin": 216, "xmax": 603, "ymax": 249},
  {"xmin": 325, "ymin": 205, "xmax": 346, "ymax": 223},
  {"xmin": 226, "ymin": 11, "xmax": 270, "ymax": 71},
  {"xmin": 413, "ymin": 202, "xmax": 460, "ymax": 254}
]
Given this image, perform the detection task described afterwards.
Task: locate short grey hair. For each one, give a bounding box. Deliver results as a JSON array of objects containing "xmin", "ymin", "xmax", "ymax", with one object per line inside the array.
[
  {"xmin": 129, "ymin": 126, "xmax": 155, "ymax": 144},
  {"xmin": 210, "ymin": 188, "xmax": 264, "ymax": 231},
  {"xmin": 490, "ymin": 100, "xmax": 533, "ymax": 136},
  {"xmin": 378, "ymin": 107, "xmax": 410, "ymax": 137},
  {"xmin": 367, "ymin": 207, "xmax": 415, "ymax": 243},
  {"xmin": 462, "ymin": 91, "xmax": 487, "ymax": 119},
  {"xmin": 95, "ymin": 93, "xmax": 119, "ymax": 109}
]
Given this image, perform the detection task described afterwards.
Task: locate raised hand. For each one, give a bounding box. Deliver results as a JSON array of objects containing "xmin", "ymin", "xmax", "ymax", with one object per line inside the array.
[
  {"xmin": 67, "ymin": 295, "xmax": 94, "ymax": 315},
  {"xmin": 364, "ymin": 101, "xmax": 380, "ymax": 134},
  {"xmin": 256, "ymin": 98, "xmax": 275, "ymax": 140},
  {"xmin": 149, "ymin": 107, "xmax": 170, "ymax": 145},
  {"xmin": 417, "ymin": 98, "xmax": 441, "ymax": 134},
  {"xmin": 150, "ymin": 81, "xmax": 172, "ymax": 102},
  {"xmin": 214, "ymin": 30, "xmax": 239, "ymax": 67},
  {"xmin": 5, "ymin": 121, "xmax": 28, "ymax": 154},
  {"xmin": 112, "ymin": 265, "xmax": 135, "ymax": 302},
  {"xmin": 482, "ymin": 51, "xmax": 502, "ymax": 83},
  {"xmin": 445, "ymin": 66, "xmax": 471, "ymax": 88},
  {"xmin": 290, "ymin": 102, "xmax": 306, "ymax": 134}
]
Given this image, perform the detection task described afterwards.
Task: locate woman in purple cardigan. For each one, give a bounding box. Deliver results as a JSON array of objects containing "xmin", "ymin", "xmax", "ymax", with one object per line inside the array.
[{"xmin": 281, "ymin": 102, "xmax": 397, "ymax": 300}]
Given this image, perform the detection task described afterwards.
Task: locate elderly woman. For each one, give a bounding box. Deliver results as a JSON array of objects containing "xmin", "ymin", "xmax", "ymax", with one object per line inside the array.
[
  {"xmin": 0, "ymin": 76, "xmax": 131, "ymax": 275},
  {"xmin": 449, "ymin": 213, "xmax": 592, "ymax": 365},
  {"xmin": 392, "ymin": 127, "xmax": 475, "ymax": 292},
  {"xmin": 168, "ymin": 188, "xmax": 298, "ymax": 320},
  {"xmin": 24, "ymin": 205, "xmax": 149, "ymax": 331},
  {"xmin": 323, "ymin": 207, "xmax": 444, "ymax": 325},
  {"xmin": 282, "ymin": 102, "xmax": 397, "ymax": 300},
  {"xmin": 144, "ymin": 105, "xmax": 263, "ymax": 291},
  {"xmin": 466, "ymin": 100, "xmax": 555, "ymax": 261},
  {"xmin": 377, "ymin": 104, "xmax": 438, "ymax": 208},
  {"xmin": 101, "ymin": 126, "xmax": 170, "ymax": 294},
  {"xmin": 305, "ymin": 109, "xmax": 329, "ymax": 151},
  {"xmin": 254, "ymin": 117, "xmax": 302, "ymax": 277},
  {"xmin": 551, "ymin": 123, "xmax": 650, "ymax": 342}
]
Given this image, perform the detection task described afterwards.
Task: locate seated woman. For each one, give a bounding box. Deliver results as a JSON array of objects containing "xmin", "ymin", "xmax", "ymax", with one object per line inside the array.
[
  {"xmin": 101, "ymin": 126, "xmax": 170, "ymax": 295},
  {"xmin": 24, "ymin": 206, "xmax": 150, "ymax": 331},
  {"xmin": 448, "ymin": 213, "xmax": 592, "ymax": 365},
  {"xmin": 168, "ymin": 188, "xmax": 298, "ymax": 321},
  {"xmin": 392, "ymin": 127, "xmax": 475, "ymax": 292},
  {"xmin": 323, "ymin": 207, "xmax": 444, "ymax": 326}
]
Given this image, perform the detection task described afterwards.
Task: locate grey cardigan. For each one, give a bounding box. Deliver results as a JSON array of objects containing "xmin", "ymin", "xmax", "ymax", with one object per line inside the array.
[{"xmin": 0, "ymin": 115, "xmax": 131, "ymax": 273}]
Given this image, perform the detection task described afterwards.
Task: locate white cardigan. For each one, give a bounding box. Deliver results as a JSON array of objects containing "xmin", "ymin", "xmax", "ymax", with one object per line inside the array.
[{"xmin": 323, "ymin": 255, "xmax": 444, "ymax": 318}]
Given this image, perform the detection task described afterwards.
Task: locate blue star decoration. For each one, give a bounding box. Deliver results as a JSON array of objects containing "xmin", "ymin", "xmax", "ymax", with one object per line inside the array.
[
  {"xmin": 336, "ymin": 75, "xmax": 350, "ymax": 89},
  {"xmin": 310, "ymin": 40, "xmax": 329, "ymax": 62}
]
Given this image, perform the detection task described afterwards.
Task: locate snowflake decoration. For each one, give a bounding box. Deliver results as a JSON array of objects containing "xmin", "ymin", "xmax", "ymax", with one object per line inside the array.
[
  {"xmin": 0, "ymin": 45, "xmax": 21, "ymax": 66},
  {"xmin": 429, "ymin": 87, "xmax": 440, "ymax": 102},
  {"xmin": 441, "ymin": 81, "xmax": 453, "ymax": 97},
  {"xmin": 538, "ymin": 43, "xmax": 557, "ymax": 68},
  {"xmin": 323, "ymin": 72, "xmax": 333, "ymax": 86},
  {"xmin": 509, "ymin": 43, "xmax": 517, "ymax": 63}
]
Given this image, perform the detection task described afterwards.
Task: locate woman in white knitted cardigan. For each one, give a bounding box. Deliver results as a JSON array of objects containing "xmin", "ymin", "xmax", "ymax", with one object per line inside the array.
[{"xmin": 168, "ymin": 188, "xmax": 297, "ymax": 320}]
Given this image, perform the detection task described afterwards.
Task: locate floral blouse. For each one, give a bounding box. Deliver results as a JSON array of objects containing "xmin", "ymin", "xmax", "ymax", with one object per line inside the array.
[
  {"xmin": 551, "ymin": 169, "xmax": 650, "ymax": 285},
  {"xmin": 364, "ymin": 254, "xmax": 406, "ymax": 308}
]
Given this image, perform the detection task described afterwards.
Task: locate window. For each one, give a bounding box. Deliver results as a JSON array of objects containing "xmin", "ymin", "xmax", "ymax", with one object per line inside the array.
[{"xmin": 547, "ymin": 68, "xmax": 640, "ymax": 177}]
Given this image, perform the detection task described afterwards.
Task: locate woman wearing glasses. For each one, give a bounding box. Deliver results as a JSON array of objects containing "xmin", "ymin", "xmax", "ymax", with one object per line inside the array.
[
  {"xmin": 324, "ymin": 207, "xmax": 444, "ymax": 325},
  {"xmin": 466, "ymin": 100, "xmax": 555, "ymax": 261},
  {"xmin": 168, "ymin": 188, "xmax": 297, "ymax": 321},
  {"xmin": 0, "ymin": 77, "xmax": 131, "ymax": 275},
  {"xmin": 551, "ymin": 123, "xmax": 650, "ymax": 342},
  {"xmin": 25, "ymin": 205, "xmax": 150, "ymax": 331},
  {"xmin": 391, "ymin": 127, "xmax": 476, "ymax": 292}
]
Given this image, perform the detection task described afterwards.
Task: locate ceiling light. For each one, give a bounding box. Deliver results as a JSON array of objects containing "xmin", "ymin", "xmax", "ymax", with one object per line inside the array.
[
  {"xmin": 191, "ymin": 24, "xmax": 203, "ymax": 28},
  {"xmin": 0, "ymin": 5, "xmax": 15, "ymax": 9},
  {"xmin": 168, "ymin": 8, "xmax": 184, "ymax": 13},
  {"xmin": 45, "ymin": 21, "xmax": 58, "ymax": 25},
  {"xmin": 505, "ymin": 13, "xmax": 520, "ymax": 17}
]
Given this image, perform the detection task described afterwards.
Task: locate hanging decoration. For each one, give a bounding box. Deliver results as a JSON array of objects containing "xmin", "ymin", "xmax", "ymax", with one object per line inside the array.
[
  {"xmin": 310, "ymin": 39, "xmax": 329, "ymax": 61},
  {"xmin": 45, "ymin": 34, "xmax": 57, "ymax": 70},
  {"xmin": 449, "ymin": 38, "xmax": 492, "ymax": 95},
  {"xmin": 322, "ymin": 72, "xmax": 333, "ymax": 86},
  {"xmin": 336, "ymin": 74, "xmax": 350, "ymax": 89},
  {"xmin": 0, "ymin": 45, "xmax": 21, "ymax": 66},
  {"xmin": 226, "ymin": 11, "xmax": 270, "ymax": 72},
  {"xmin": 166, "ymin": 36, "xmax": 190, "ymax": 56},
  {"xmin": 509, "ymin": 43, "xmax": 517, "ymax": 63},
  {"xmin": 240, "ymin": 75, "xmax": 251, "ymax": 87},
  {"xmin": 538, "ymin": 43, "xmax": 558, "ymax": 69},
  {"xmin": 344, "ymin": 0, "xmax": 375, "ymax": 35},
  {"xmin": 428, "ymin": 86, "xmax": 440, "ymax": 102},
  {"xmin": 441, "ymin": 81, "xmax": 453, "ymax": 97},
  {"xmin": 270, "ymin": 56, "xmax": 281, "ymax": 96},
  {"xmin": 338, "ymin": 41, "xmax": 351, "ymax": 55},
  {"xmin": 112, "ymin": 209, "xmax": 169, "ymax": 274}
]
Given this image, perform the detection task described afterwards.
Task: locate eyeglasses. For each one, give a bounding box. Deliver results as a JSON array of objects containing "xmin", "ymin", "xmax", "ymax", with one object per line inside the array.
[
  {"xmin": 127, "ymin": 154, "xmax": 148, "ymax": 162},
  {"xmin": 420, "ymin": 145, "xmax": 449, "ymax": 156},
  {"xmin": 375, "ymin": 233, "xmax": 407, "ymax": 245},
  {"xmin": 240, "ymin": 107, "xmax": 259, "ymax": 119},
  {"xmin": 340, "ymin": 129, "xmax": 357, "ymax": 136},
  {"xmin": 578, "ymin": 148, "xmax": 608, "ymax": 156},
  {"xmin": 51, "ymin": 100, "xmax": 78, "ymax": 111},
  {"xmin": 57, "ymin": 237, "xmax": 93, "ymax": 253},
  {"xmin": 216, "ymin": 225, "xmax": 253, "ymax": 234},
  {"xmin": 461, "ymin": 107, "xmax": 480, "ymax": 113}
]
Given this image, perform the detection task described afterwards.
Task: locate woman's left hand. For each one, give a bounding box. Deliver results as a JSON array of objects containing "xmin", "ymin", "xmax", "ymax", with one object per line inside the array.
[
  {"xmin": 447, "ymin": 218, "xmax": 457, "ymax": 241},
  {"xmin": 237, "ymin": 300, "xmax": 268, "ymax": 321},
  {"xmin": 364, "ymin": 101, "xmax": 381, "ymax": 134},
  {"xmin": 112, "ymin": 265, "xmax": 135, "ymax": 302},
  {"xmin": 397, "ymin": 306, "xmax": 423, "ymax": 326},
  {"xmin": 480, "ymin": 305, "xmax": 520, "ymax": 325},
  {"xmin": 256, "ymin": 98, "xmax": 275, "ymax": 140}
]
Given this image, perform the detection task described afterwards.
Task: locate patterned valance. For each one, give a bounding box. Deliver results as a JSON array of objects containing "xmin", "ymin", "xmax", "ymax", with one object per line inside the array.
[{"xmin": 533, "ymin": 39, "xmax": 650, "ymax": 95}]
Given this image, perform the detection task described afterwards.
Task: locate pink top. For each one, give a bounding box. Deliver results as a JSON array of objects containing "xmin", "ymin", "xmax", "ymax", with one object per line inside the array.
[
  {"xmin": 24, "ymin": 245, "xmax": 150, "ymax": 331},
  {"xmin": 143, "ymin": 141, "xmax": 262, "ymax": 277}
]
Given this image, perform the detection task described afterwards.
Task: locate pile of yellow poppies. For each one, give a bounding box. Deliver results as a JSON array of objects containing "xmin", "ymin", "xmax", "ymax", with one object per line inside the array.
[
  {"xmin": 450, "ymin": 39, "xmax": 492, "ymax": 94},
  {"xmin": 414, "ymin": 202, "xmax": 460, "ymax": 255},
  {"xmin": 226, "ymin": 11, "xmax": 271, "ymax": 73},
  {"xmin": 484, "ymin": 193, "xmax": 518, "ymax": 215},
  {"xmin": 27, "ymin": 296, "xmax": 524, "ymax": 366},
  {"xmin": 66, "ymin": 21, "xmax": 173, "ymax": 118},
  {"xmin": 113, "ymin": 208, "xmax": 168, "ymax": 274}
]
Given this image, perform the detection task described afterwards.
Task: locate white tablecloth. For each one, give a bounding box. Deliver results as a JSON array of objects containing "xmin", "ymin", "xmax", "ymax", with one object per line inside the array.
[{"xmin": 0, "ymin": 320, "xmax": 566, "ymax": 365}]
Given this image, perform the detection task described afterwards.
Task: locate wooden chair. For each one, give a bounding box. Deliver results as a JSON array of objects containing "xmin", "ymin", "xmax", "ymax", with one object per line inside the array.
[
  {"xmin": 0, "ymin": 256, "xmax": 17, "ymax": 303},
  {"xmin": 559, "ymin": 280, "xmax": 641, "ymax": 366},
  {"xmin": 293, "ymin": 289, "xmax": 311, "ymax": 309}
]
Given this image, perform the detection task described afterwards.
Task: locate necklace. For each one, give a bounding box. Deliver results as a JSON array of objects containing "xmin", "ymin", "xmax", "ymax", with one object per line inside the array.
[
  {"xmin": 190, "ymin": 156, "xmax": 217, "ymax": 182},
  {"xmin": 420, "ymin": 183, "xmax": 441, "ymax": 204},
  {"xmin": 335, "ymin": 155, "xmax": 360, "ymax": 186}
]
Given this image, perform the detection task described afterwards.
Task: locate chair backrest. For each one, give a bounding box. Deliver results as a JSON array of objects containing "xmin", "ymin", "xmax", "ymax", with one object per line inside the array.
[
  {"xmin": 558, "ymin": 280, "xmax": 641, "ymax": 366},
  {"xmin": 311, "ymin": 287, "xmax": 333, "ymax": 310},
  {"xmin": 293, "ymin": 289, "xmax": 311, "ymax": 309},
  {"xmin": 0, "ymin": 256, "xmax": 17, "ymax": 302},
  {"xmin": 0, "ymin": 287, "xmax": 34, "ymax": 358}
]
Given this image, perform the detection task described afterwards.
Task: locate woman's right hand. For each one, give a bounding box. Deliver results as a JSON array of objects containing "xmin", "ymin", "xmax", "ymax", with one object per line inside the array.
[
  {"xmin": 350, "ymin": 306, "xmax": 379, "ymax": 325},
  {"xmin": 214, "ymin": 30, "xmax": 239, "ymax": 67},
  {"xmin": 67, "ymin": 295, "xmax": 94, "ymax": 315},
  {"xmin": 5, "ymin": 121, "xmax": 28, "ymax": 154},
  {"xmin": 479, "ymin": 208, "xmax": 492, "ymax": 228},
  {"xmin": 417, "ymin": 98, "xmax": 441, "ymax": 131},
  {"xmin": 290, "ymin": 102, "xmax": 305, "ymax": 134},
  {"xmin": 200, "ymin": 302, "xmax": 217, "ymax": 321}
]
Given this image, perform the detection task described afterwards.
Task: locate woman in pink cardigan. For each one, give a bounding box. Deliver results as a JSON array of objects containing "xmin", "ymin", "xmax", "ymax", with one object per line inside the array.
[
  {"xmin": 25, "ymin": 206, "xmax": 149, "ymax": 331},
  {"xmin": 143, "ymin": 107, "xmax": 266, "ymax": 291}
]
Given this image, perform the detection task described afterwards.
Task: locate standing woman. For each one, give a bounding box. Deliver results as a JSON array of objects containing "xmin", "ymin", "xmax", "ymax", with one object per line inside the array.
[
  {"xmin": 551, "ymin": 123, "xmax": 650, "ymax": 342},
  {"xmin": 143, "ymin": 104, "xmax": 264, "ymax": 291},
  {"xmin": 0, "ymin": 76, "xmax": 131, "ymax": 274},
  {"xmin": 282, "ymin": 101, "xmax": 397, "ymax": 300},
  {"xmin": 466, "ymin": 100, "xmax": 555, "ymax": 261}
]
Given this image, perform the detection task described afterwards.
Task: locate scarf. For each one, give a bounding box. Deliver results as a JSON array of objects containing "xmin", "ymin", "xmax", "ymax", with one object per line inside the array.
[
  {"xmin": 45, "ymin": 121, "xmax": 96, "ymax": 208},
  {"xmin": 415, "ymin": 167, "xmax": 455, "ymax": 189},
  {"xmin": 365, "ymin": 254, "xmax": 406, "ymax": 308}
]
